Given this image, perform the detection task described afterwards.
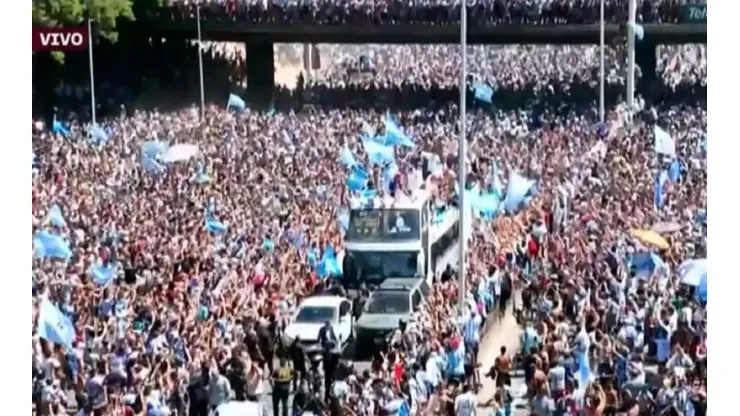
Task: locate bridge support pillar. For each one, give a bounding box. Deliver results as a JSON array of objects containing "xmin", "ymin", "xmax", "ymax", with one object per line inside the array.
[
  {"xmin": 246, "ymin": 40, "xmax": 275, "ymax": 109},
  {"xmin": 636, "ymin": 39, "xmax": 658, "ymax": 98}
]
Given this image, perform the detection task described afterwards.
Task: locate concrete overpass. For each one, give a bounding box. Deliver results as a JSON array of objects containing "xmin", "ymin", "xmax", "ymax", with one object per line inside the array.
[{"xmin": 138, "ymin": 18, "xmax": 707, "ymax": 106}]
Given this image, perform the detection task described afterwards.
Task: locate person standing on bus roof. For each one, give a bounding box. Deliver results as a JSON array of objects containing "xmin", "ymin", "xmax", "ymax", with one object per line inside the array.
[{"xmin": 441, "ymin": 264, "xmax": 454, "ymax": 284}]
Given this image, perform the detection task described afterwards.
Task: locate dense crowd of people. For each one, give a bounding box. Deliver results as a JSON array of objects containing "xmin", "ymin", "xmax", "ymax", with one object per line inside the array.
[
  {"xmin": 157, "ymin": 0, "xmax": 706, "ymax": 25},
  {"xmin": 33, "ymin": 33, "xmax": 706, "ymax": 416},
  {"xmin": 297, "ymin": 44, "xmax": 706, "ymax": 109},
  {"xmin": 46, "ymin": 42, "xmax": 706, "ymax": 119}
]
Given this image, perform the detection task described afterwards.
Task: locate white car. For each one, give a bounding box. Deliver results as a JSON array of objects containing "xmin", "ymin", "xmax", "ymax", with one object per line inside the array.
[{"xmin": 283, "ymin": 295, "xmax": 354, "ymax": 353}]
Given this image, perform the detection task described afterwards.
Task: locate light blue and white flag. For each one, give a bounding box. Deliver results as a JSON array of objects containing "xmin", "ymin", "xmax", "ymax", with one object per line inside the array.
[
  {"xmin": 473, "ymin": 82, "xmax": 494, "ymax": 103},
  {"xmin": 503, "ymin": 171, "xmax": 536, "ymax": 213},
  {"xmin": 141, "ymin": 141, "xmax": 168, "ymax": 159},
  {"xmin": 46, "ymin": 204, "xmax": 67, "ymax": 227},
  {"xmin": 205, "ymin": 214, "xmax": 228, "ymax": 234},
  {"xmin": 654, "ymin": 170, "xmax": 668, "ymax": 210},
  {"xmin": 654, "ymin": 125, "xmax": 676, "ymax": 157},
  {"xmin": 162, "ymin": 144, "xmax": 199, "ymax": 163},
  {"xmin": 34, "ymin": 231, "xmax": 72, "ymax": 260},
  {"xmin": 52, "ymin": 120, "xmax": 70, "ymax": 138},
  {"xmin": 383, "ymin": 116, "xmax": 415, "ymax": 148},
  {"xmin": 317, "ymin": 246, "xmax": 342, "ymax": 278},
  {"xmin": 696, "ymin": 273, "xmax": 707, "ymax": 303},
  {"xmin": 668, "ymin": 159, "xmax": 681, "ymax": 182},
  {"xmin": 677, "ymin": 258, "xmax": 707, "ymax": 287},
  {"xmin": 628, "ymin": 22, "xmax": 645, "ymax": 41},
  {"xmin": 476, "ymin": 193, "xmax": 501, "ymax": 220},
  {"xmin": 362, "ymin": 138, "xmax": 395, "ymax": 166},
  {"xmin": 347, "ymin": 170, "xmax": 368, "ymax": 192},
  {"xmin": 88, "ymin": 262, "xmax": 118, "ymax": 286},
  {"xmin": 226, "ymin": 93, "xmax": 246, "ymax": 112},
  {"xmin": 339, "ymin": 145, "xmax": 357, "ymax": 168},
  {"xmin": 337, "ymin": 209, "xmax": 350, "ymax": 234},
  {"xmin": 91, "ymin": 125, "xmax": 109, "ymax": 144},
  {"xmin": 631, "ymin": 252, "xmax": 668, "ymax": 279},
  {"xmin": 361, "ymin": 122, "xmax": 376, "ymax": 139},
  {"xmin": 490, "ymin": 162, "xmax": 504, "ymax": 199},
  {"xmin": 383, "ymin": 162, "xmax": 399, "ymax": 192},
  {"xmin": 142, "ymin": 155, "xmax": 166, "ymax": 174},
  {"xmin": 37, "ymin": 298, "xmax": 75, "ymax": 348},
  {"xmin": 576, "ymin": 351, "xmax": 592, "ymax": 394}
]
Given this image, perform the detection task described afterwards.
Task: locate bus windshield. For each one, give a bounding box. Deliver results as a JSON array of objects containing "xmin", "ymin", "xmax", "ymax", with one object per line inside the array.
[
  {"xmin": 344, "ymin": 251, "xmax": 419, "ymax": 282},
  {"xmin": 347, "ymin": 209, "xmax": 420, "ymax": 242}
]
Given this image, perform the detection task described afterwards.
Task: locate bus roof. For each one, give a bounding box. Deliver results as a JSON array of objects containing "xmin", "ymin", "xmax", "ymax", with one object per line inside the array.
[{"xmin": 349, "ymin": 184, "xmax": 431, "ymax": 211}]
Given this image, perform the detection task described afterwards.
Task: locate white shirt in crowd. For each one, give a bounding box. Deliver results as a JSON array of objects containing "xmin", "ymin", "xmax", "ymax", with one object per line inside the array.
[
  {"xmin": 488, "ymin": 270, "xmax": 501, "ymax": 296},
  {"xmin": 549, "ymin": 364, "xmax": 566, "ymax": 392},
  {"xmin": 246, "ymin": 366, "xmax": 264, "ymax": 396},
  {"xmin": 454, "ymin": 391, "xmax": 477, "ymax": 416},
  {"xmin": 425, "ymin": 353, "xmax": 442, "ymax": 388}
]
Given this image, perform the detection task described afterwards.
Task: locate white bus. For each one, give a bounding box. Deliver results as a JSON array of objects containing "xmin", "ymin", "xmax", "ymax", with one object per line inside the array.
[{"xmin": 342, "ymin": 187, "xmax": 460, "ymax": 288}]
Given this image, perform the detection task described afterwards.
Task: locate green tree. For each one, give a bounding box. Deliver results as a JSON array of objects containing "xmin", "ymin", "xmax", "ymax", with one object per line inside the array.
[{"xmin": 32, "ymin": 0, "xmax": 135, "ymax": 44}]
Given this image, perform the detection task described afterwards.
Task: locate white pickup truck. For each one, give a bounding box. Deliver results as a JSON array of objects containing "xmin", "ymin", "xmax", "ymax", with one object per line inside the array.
[{"xmin": 283, "ymin": 295, "xmax": 354, "ymax": 353}]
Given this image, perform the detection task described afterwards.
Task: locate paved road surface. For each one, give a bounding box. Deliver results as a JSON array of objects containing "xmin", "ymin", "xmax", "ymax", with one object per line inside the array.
[{"xmin": 476, "ymin": 298, "xmax": 529, "ymax": 416}]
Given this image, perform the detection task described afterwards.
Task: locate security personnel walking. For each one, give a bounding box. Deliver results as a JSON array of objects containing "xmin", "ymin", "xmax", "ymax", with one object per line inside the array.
[{"xmin": 271, "ymin": 357, "xmax": 293, "ymax": 416}]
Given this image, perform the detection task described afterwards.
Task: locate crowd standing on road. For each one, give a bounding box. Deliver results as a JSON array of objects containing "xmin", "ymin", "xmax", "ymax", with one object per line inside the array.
[
  {"xmin": 463, "ymin": 104, "xmax": 708, "ymax": 416},
  {"xmin": 32, "ymin": 84, "xmax": 522, "ymax": 416},
  {"xmin": 34, "ymin": 20, "xmax": 706, "ymax": 416}
]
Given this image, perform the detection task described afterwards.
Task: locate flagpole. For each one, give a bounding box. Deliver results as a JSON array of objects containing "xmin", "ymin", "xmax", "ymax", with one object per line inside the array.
[
  {"xmin": 458, "ymin": 0, "xmax": 467, "ymax": 313},
  {"xmin": 598, "ymin": 0, "xmax": 605, "ymax": 123},
  {"xmin": 86, "ymin": 2, "xmax": 96, "ymax": 127},
  {"xmin": 626, "ymin": 0, "xmax": 636, "ymax": 125},
  {"xmin": 196, "ymin": 5, "xmax": 206, "ymax": 120}
]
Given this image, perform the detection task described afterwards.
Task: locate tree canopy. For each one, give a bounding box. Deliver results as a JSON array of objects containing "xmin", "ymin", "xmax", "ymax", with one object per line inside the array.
[{"xmin": 32, "ymin": 0, "xmax": 135, "ymax": 43}]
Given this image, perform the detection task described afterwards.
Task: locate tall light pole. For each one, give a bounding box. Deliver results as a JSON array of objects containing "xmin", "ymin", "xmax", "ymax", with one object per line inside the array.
[
  {"xmin": 458, "ymin": 0, "xmax": 468, "ymax": 314},
  {"xmin": 196, "ymin": 4, "xmax": 206, "ymax": 120},
  {"xmin": 626, "ymin": 0, "xmax": 636, "ymax": 125},
  {"xmin": 86, "ymin": 0, "xmax": 97, "ymax": 126},
  {"xmin": 598, "ymin": 0, "xmax": 605, "ymax": 123}
]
